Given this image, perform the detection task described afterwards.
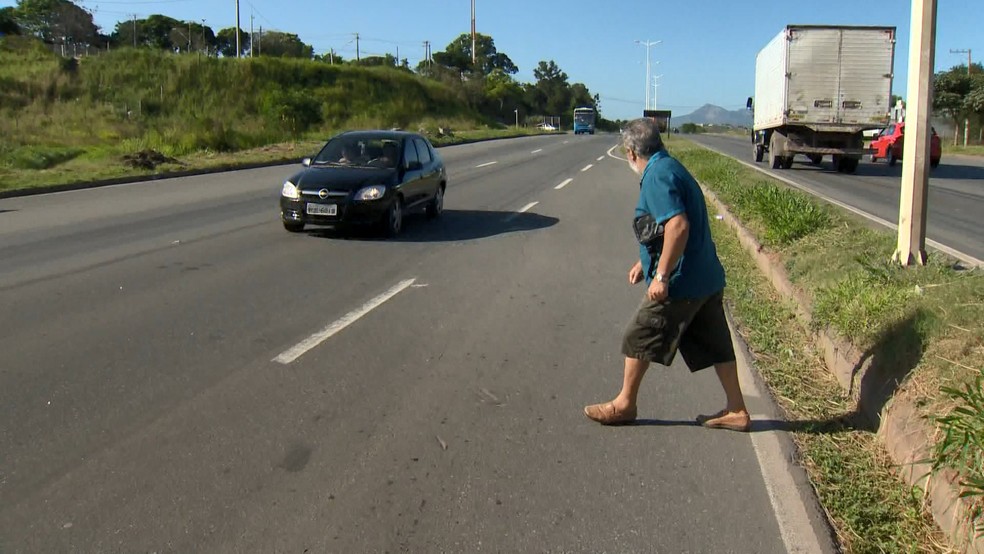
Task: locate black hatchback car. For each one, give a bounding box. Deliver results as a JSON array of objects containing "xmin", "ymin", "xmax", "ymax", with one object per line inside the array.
[{"xmin": 279, "ymin": 130, "xmax": 447, "ymax": 236}]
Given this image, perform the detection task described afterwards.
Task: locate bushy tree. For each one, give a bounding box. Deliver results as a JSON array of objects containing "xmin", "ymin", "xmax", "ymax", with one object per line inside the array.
[
  {"xmin": 14, "ymin": 0, "xmax": 98, "ymax": 44},
  {"xmin": 253, "ymin": 30, "xmax": 312, "ymax": 58},
  {"xmin": 216, "ymin": 26, "xmax": 249, "ymax": 57},
  {"xmin": 1, "ymin": 7, "xmax": 21, "ymax": 35},
  {"xmin": 432, "ymin": 33, "xmax": 516, "ymax": 76}
]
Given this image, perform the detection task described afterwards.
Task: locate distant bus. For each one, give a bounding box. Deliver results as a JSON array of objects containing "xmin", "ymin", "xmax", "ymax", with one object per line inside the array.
[{"xmin": 573, "ymin": 107, "xmax": 595, "ymax": 135}]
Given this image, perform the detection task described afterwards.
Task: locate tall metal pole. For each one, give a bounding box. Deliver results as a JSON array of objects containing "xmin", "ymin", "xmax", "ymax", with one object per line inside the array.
[
  {"xmin": 471, "ymin": 0, "xmax": 476, "ymax": 66},
  {"xmin": 635, "ymin": 40, "xmax": 660, "ymax": 111},
  {"xmin": 235, "ymin": 0, "xmax": 241, "ymax": 58},
  {"xmin": 894, "ymin": 0, "xmax": 937, "ymax": 266},
  {"xmin": 250, "ymin": 13, "xmax": 254, "ymax": 57}
]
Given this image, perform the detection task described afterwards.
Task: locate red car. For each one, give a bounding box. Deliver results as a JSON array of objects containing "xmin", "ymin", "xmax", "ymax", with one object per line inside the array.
[{"xmin": 870, "ymin": 122, "xmax": 941, "ymax": 168}]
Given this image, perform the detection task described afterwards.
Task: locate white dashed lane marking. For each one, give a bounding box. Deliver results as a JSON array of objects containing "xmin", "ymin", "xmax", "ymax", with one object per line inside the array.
[
  {"xmin": 581, "ymin": 164, "xmax": 593, "ymax": 172},
  {"xmin": 554, "ymin": 178, "xmax": 574, "ymax": 190},
  {"xmin": 273, "ymin": 279, "xmax": 417, "ymax": 364},
  {"xmin": 476, "ymin": 161, "xmax": 498, "ymax": 168}
]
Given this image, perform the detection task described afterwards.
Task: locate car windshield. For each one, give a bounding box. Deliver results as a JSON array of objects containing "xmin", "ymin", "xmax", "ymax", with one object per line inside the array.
[{"xmin": 312, "ymin": 136, "xmax": 402, "ymax": 169}]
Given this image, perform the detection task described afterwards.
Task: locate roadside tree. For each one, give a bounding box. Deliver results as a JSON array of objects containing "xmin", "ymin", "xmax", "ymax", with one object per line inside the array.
[{"xmin": 13, "ymin": 0, "xmax": 98, "ymax": 45}]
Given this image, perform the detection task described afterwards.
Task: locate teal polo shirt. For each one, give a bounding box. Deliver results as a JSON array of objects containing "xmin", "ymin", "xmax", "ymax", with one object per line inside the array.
[{"xmin": 635, "ymin": 150, "xmax": 726, "ymax": 298}]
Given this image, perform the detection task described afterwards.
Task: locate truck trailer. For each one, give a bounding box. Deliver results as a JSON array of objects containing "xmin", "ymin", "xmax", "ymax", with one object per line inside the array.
[{"xmin": 747, "ymin": 25, "xmax": 896, "ymax": 173}]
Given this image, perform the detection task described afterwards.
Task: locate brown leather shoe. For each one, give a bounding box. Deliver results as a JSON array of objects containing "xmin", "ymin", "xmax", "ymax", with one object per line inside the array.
[
  {"xmin": 697, "ymin": 409, "xmax": 751, "ymax": 432},
  {"xmin": 584, "ymin": 402, "xmax": 637, "ymax": 425}
]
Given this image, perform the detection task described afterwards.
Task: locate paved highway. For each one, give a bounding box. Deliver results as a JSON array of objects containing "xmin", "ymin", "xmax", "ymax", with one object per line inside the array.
[
  {"xmin": 687, "ymin": 133, "xmax": 984, "ymax": 265},
  {"xmin": 0, "ymin": 135, "xmax": 831, "ymax": 552}
]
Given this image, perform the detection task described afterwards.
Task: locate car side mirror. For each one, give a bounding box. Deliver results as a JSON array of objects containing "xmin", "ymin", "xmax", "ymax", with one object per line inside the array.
[
  {"xmin": 746, "ymin": 97, "xmax": 753, "ymax": 110},
  {"xmin": 301, "ymin": 158, "xmax": 312, "ymax": 167},
  {"xmin": 406, "ymin": 161, "xmax": 423, "ymax": 171}
]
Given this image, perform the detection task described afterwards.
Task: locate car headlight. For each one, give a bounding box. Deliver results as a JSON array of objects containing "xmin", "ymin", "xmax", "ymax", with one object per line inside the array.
[
  {"xmin": 355, "ymin": 185, "xmax": 386, "ymax": 201},
  {"xmin": 281, "ymin": 181, "xmax": 300, "ymax": 199}
]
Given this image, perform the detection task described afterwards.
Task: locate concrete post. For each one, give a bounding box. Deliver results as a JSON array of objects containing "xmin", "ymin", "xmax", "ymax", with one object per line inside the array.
[{"xmin": 893, "ymin": 0, "xmax": 937, "ymax": 266}]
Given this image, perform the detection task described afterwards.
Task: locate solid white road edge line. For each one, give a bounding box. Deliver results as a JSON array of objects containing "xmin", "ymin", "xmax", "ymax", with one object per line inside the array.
[
  {"xmin": 476, "ymin": 161, "xmax": 498, "ymax": 168},
  {"xmin": 728, "ymin": 313, "xmax": 829, "ymax": 554},
  {"xmin": 697, "ymin": 141, "xmax": 983, "ymax": 268},
  {"xmin": 273, "ymin": 278, "xmax": 417, "ymax": 364},
  {"xmin": 554, "ymin": 178, "xmax": 574, "ymax": 190},
  {"xmin": 607, "ymin": 143, "xmax": 627, "ymax": 161},
  {"xmin": 581, "ymin": 164, "xmax": 594, "ymax": 172},
  {"xmin": 531, "ymin": 149, "xmax": 543, "ymax": 154}
]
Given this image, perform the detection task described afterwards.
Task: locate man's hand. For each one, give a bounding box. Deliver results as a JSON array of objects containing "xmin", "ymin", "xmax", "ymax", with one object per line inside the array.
[
  {"xmin": 628, "ymin": 261, "xmax": 644, "ymax": 285},
  {"xmin": 647, "ymin": 279, "xmax": 668, "ymax": 302}
]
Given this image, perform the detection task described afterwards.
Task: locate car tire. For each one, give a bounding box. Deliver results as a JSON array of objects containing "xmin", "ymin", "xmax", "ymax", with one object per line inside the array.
[
  {"xmin": 382, "ymin": 196, "xmax": 403, "ymax": 237},
  {"xmin": 930, "ymin": 158, "xmax": 940, "ymax": 168},
  {"xmin": 426, "ymin": 184, "xmax": 444, "ymax": 219},
  {"xmin": 889, "ymin": 153, "xmax": 898, "ymax": 166},
  {"xmin": 283, "ymin": 221, "xmax": 305, "ymax": 233}
]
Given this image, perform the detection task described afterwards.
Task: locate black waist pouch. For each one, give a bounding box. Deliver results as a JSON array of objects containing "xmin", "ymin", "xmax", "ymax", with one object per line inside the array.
[
  {"xmin": 633, "ymin": 213, "xmax": 665, "ymax": 279},
  {"xmin": 633, "ymin": 213, "xmax": 665, "ymax": 254}
]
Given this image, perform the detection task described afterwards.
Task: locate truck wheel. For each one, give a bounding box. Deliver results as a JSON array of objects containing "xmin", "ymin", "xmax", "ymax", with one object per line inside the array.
[
  {"xmin": 781, "ymin": 156, "xmax": 794, "ymax": 169},
  {"xmin": 754, "ymin": 144, "xmax": 764, "ymax": 162},
  {"xmin": 841, "ymin": 157, "xmax": 859, "ymax": 174}
]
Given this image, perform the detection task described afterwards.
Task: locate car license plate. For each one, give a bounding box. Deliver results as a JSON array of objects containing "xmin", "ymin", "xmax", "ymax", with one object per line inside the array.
[{"xmin": 306, "ymin": 203, "xmax": 337, "ymax": 216}]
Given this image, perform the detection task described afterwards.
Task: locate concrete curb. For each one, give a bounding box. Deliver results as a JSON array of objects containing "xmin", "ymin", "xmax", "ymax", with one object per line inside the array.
[
  {"xmin": 702, "ymin": 185, "xmax": 983, "ymax": 553},
  {"xmin": 0, "ymin": 133, "xmax": 555, "ymax": 200}
]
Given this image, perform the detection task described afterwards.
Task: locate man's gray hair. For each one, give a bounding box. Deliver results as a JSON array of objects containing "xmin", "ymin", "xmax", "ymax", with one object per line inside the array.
[{"xmin": 621, "ymin": 118, "xmax": 664, "ymax": 158}]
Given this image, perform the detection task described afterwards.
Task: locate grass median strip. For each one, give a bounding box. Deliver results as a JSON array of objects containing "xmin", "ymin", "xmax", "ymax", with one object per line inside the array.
[{"xmin": 669, "ymin": 140, "xmax": 983, "ymax": 552}]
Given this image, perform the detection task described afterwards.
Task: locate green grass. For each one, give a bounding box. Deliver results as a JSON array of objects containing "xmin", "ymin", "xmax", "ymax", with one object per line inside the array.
[
  {"xmin": 942, "ymin": 144, "xmax": 984, "ymax": 157},
  {"xmin": 710, "ymin": 215, "xmax": 946, "ymax": 553},
  {"xmin": 672, "ymin": 139, "xmax": 984, "ymax": 551}
]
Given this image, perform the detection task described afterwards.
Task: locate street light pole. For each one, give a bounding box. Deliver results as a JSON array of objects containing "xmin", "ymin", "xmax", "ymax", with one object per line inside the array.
[
  {"xmin": 949, "ymin": 48, "xmax": 972, "ymax": 146},
  {"xmin": 634, "ymin": 40, "xmax": 661, "ymax": 111},
  {"xmin": 652, "ymin": 74, "xmax": 663, "ymax": 110},
  {"xmin": 235, "ymin": 0, "xmax": 241, "ymax": 58},
  {"xmin": 471, "ymin": 0, "xmax": 477, "ymax": 66}
]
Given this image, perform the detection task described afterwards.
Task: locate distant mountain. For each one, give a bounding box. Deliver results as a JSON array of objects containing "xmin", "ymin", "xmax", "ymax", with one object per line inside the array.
[{"xmin": 670, "ymin": 104, "xmax": 752, "ymax": 127}]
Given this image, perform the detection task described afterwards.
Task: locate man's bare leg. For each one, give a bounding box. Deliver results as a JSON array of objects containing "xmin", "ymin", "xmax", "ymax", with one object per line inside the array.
[
  {"xmin": 699, "ymin": 360, "xmax": 751, "ymax": 431},
  {"xmin": 584, "ymin": 357, "xmax": 649, "ymax": 424}
]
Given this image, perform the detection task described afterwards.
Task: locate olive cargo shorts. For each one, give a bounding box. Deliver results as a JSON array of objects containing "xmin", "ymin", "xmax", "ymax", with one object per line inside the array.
[{"xmin": 621, "ymin": 290, "xmax": 736, "ymax": 371}]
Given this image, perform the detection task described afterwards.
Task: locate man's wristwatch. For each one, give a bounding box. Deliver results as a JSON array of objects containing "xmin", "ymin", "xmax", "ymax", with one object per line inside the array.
[{"xmin": 655, "ymin": 272, "xmax": 666, "ymax": 283}]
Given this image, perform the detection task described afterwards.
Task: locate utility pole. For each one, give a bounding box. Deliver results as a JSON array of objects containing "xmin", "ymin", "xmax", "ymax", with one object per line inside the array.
[
  {"xmin": 250, "ymin": 14, "xmax": 254, "ymax": 57},
  {"xmin": 894, "ymin": 0, "xmax": 937, "ymax": 267},
  {"xmin": 187, "ymin": 21, "xmax": 192, "ymax": 52},
  {"xmin": 950, "ymin": 48, "xmax": 972, "ymax": 146},
  {"xmin": 201, "ymin": 20, "xmax": 206, "ymax": 56},
  {"xmin": 470, "ymin": 0, "xmax": 476, "ymax": 65},
  {"xmin": 235, "ymin": 0, "xmax": 241, "ymax": 58},
  {"xmin": 132, "ymin": 14, "xmax": 137, "ymax": 48},
  {"xmin": 355, "ymin": 33, "xmax": 360, "ymax": 61},
  {"xmin": 258, "ymin": 26, "xmax": 262, "ymax": 56},
  {"xmin": 396, "ymin": 45, "xmax": 399, "ymax": 66}
]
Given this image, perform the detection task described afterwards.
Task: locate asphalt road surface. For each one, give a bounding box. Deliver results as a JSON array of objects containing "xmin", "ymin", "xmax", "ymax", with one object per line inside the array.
[
  {"xmin": 687, "ymin": 133, "xmax": 984, "ymax": 265},
  {"xmin": 0, "ymin": 135, "xmax": 831, "ymax": 552}
]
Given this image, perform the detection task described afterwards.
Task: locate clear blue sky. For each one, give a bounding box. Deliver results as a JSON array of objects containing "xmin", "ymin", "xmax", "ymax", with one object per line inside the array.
[{"xmin": 3, "ymin": 0, "xmax": 981, "ymax": 120}]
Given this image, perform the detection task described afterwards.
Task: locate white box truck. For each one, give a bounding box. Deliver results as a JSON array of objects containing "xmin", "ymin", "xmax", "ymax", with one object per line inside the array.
[{"xmin": 747, "ymin": 25, "xmax": 896, "ymax": 173}]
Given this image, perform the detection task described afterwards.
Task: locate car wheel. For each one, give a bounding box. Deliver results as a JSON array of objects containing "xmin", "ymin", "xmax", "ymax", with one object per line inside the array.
[
  {"xmin": 382, "ymin": 196, "xmax": 403, "ymax": 237},
  {"xmin": 930, "ymin": 158, "xmax": 940, "ymax": 168},
  {"xmin": 283, "ymin": 221, "xmax": 305, "ymax": 233},
  {"xmin": 426, "ymin": 184, "xmax": 444, "ymax": 219},
  {"xmin": 889, "ymin": 153, "xmax": 897, "ymax": 166}
]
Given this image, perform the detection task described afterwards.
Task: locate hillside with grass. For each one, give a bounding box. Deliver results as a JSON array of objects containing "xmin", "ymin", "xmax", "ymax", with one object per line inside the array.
[{"xmin": 0, "ymin": 36, "xmax": 487, "ymax": 189}]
